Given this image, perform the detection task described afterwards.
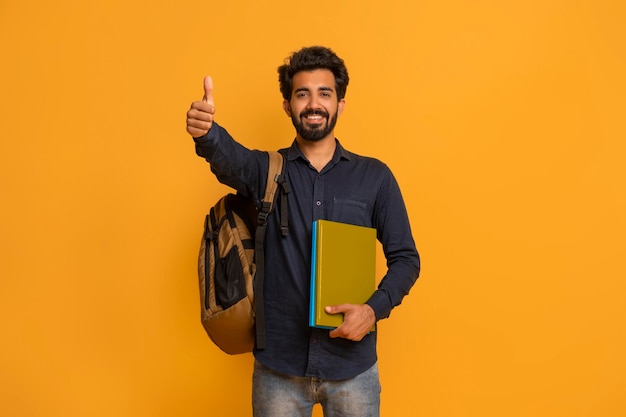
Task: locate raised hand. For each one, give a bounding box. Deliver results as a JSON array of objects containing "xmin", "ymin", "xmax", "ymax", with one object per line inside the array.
[{"xmin": 186, "ymin": 76, "xmax": 216, "ymax": 138}]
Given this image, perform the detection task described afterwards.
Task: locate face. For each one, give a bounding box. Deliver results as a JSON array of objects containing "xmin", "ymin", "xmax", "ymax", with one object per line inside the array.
[{"xmin": 283, "ymin": 69, "xmax": 345, "ymax": 142}]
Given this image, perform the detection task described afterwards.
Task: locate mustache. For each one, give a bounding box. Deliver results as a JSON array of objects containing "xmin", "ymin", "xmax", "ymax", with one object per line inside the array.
[{"xmin": 299, "ymin": 109, "xmax": 329, "ymax": 119}]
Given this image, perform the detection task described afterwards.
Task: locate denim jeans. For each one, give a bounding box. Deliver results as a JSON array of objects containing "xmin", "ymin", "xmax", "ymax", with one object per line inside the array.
[{"xmin": 252, "ymin": 360, "xmax": 381, "ymax": 417}]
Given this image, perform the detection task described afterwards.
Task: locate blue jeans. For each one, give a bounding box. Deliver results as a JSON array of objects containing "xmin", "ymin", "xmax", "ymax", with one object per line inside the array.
[{"xmin": 252, "ymin": 360, "xmax": 381, "ymax": 417}]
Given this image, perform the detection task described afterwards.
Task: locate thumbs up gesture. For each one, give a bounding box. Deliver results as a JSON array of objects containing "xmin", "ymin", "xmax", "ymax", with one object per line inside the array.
[{"xmin": 186, "ymin": 76, "xmax": 216, "ymax": 138}]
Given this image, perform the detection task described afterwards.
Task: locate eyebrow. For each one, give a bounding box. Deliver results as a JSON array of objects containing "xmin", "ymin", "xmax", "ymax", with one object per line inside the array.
[{"xmin": 294, "ymin": 86, "xmax": 335, "ymax": 93}]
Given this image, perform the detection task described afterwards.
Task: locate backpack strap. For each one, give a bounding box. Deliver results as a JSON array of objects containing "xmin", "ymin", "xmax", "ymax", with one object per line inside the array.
[
  {"xmin": 259, "ymin": 151, "xmax": 284, "ymax": 220},
  {"xmin": 254, "ymin": 151, "xmax": 289, "ymax": 350}
]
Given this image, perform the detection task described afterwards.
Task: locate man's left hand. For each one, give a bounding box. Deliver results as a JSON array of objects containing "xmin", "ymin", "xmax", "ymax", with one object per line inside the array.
[{"xmin": 326, "ymin": 304, "xmax": 376, "ymax": 341}]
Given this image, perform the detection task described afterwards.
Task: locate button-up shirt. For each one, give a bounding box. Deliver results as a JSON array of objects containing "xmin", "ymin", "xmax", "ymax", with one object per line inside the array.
[{"xmin": 194, "ymin": 122, "xmax": 420, "ymax": 380}]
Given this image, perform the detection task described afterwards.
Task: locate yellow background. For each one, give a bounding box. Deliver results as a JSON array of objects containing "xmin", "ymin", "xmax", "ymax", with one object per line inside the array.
[{"xmin": 1, "ymin": 0, "xmax": 624, "ymax": 416}]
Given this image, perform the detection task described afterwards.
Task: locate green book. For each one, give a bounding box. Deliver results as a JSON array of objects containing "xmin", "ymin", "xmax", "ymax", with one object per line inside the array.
[{"xmin": 309, "ymin": 220, "xmax": 377, "ymax": 329}]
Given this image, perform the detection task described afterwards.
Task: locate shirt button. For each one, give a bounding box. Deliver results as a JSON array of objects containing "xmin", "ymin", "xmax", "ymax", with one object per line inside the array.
[{"xmin": 316, "ymin": 201, "xmax": 322, "ymax": 206}]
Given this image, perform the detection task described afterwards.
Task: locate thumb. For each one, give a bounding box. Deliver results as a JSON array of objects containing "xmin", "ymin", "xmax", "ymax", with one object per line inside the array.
[
  {"xmin": 325, "ymin": 305, "xmax": 342, "ymax": 314},
  {"xmin": 202, "ymin": 75, "xmax": 214, "ymax": 103}
]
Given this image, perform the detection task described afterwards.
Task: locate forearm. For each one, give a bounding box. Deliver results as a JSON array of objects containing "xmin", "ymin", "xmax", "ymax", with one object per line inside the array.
[
  {"xmin": 367, "ymin": 253, "xmax": 420, "ymax": 320},
  {"xmin": 366, "ymin": 171, "xmax": 421, "ymax": 320},
  {"xmin": 194, "ymin": 122, "xmax": 267, "ymax": 199}
]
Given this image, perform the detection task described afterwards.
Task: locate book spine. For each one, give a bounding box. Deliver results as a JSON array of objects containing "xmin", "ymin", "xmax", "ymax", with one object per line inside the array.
[{"xmin": 308, "ymin": 221, "xmax": 319, "ymax": 328}]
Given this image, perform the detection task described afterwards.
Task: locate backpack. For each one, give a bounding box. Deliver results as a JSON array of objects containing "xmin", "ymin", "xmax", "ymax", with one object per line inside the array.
[{"xmin": 198, "ymin": 151, "xmax": 289, "ymax": 354}]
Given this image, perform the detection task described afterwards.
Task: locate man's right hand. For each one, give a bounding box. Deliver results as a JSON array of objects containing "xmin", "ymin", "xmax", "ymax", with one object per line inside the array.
[{"xmin": 186, "ymin": 76, "xmax": 215, "ymax": 138}]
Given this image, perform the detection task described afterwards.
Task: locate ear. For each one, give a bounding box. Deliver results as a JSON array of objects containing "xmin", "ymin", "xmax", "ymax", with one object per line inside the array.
[
  {"xmin": 282, "ymin": 100, "xmax": 292, "ymax": 117},
  {"xmin": 337, "ymin": 98, "xmax": 346, "ymax": 116}
]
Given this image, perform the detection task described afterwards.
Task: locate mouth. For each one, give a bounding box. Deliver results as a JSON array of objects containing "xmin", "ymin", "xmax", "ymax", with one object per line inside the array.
[
  {"xmin": 305, "ymin": 115, "xmax": 324, "ymax": 122},
  {"xmin": 301, "ymin": 110, "xmax": 328, "ymax": 125}
]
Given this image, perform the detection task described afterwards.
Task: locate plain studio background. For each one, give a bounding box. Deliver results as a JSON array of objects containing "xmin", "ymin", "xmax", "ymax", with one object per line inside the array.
[{"xmin": 1, "ymin": 1, "xmax": 624, "ymax": 416}]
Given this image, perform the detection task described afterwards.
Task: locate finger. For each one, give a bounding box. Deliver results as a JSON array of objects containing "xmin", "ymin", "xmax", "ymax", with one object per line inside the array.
[
  {"xmin": 187, "ymin": 126, "xmax": 208, "ymax": 138},
  {"xmin": 325, "ymin": 304, "xmax": 349, "ymax": 314},
  {"xmin": 202, "ymin": 75, "xmax": 214, "ymax": 103},
  {"xmin": 186, "ymin": 117, "xmax": 211, "ymax": 131},
  {"xmin": 189, "ymin": 101, "xmax": 215, "ymax": 118}
]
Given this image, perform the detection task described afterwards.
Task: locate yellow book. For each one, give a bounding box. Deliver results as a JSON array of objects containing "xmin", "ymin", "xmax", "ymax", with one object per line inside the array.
[{"xmin": 309, "ymin": 220, "xmax": 377, "ymax": 329}]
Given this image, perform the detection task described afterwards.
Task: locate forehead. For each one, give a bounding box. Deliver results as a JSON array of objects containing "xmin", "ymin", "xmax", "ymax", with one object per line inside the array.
[{"xmin": 292, "ymin": 69, "xmax": 336, "ymax": 91}]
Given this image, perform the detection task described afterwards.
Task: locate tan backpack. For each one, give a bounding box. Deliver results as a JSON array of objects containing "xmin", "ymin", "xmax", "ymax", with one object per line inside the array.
[{"xmin": 198, "ymin": 151, "xmax": 289, "ymax": 354}]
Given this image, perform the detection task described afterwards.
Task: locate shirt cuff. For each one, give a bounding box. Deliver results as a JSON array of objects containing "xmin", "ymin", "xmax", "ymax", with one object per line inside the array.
[
  {"xmin": 366, "ymin": 290, "xmax": 392, "ymax": 321},
  {"xmin": 192, "ymin": 121, "xmax": 222, "ymax": 143}
]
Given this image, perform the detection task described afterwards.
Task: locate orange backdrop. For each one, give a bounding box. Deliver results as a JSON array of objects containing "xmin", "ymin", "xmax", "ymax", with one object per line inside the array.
[{"xmin": 1, "ymin": 1, "xmax": 625, "ymax": 416}]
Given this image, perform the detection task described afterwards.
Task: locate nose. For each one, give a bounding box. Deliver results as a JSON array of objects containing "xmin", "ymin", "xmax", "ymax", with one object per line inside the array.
[{"xmin": 305, "ymin": 95, "xmax": 320, "ymax": 110}]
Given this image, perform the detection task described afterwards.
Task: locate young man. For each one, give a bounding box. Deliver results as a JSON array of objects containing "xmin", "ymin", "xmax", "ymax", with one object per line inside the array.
[{"xmin": 186, "ymin": 46, "xmax": 420, "ymax": 417}]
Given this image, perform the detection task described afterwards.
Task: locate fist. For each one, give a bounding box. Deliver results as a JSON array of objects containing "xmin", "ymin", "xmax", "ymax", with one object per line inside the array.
[{"xmin": 186, "ymin": 75, "xmax": 215, "ymax": 138}]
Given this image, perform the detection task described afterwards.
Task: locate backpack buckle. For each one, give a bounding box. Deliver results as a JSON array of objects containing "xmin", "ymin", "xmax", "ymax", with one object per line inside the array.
[{"xmin": 258, "ymin": 201, "xmax": 272, "ymax": 224}]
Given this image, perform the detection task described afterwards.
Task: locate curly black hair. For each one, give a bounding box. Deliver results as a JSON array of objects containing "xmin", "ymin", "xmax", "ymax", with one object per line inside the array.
[{"xmin": 278, "ymin": 46, "xmax": 350, "ymax": 101}]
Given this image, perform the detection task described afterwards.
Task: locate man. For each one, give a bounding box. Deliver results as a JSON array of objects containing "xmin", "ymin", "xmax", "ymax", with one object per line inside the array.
[{"xmin": 186, "ymin": 46, "xmax": 420, "ymax": 417}]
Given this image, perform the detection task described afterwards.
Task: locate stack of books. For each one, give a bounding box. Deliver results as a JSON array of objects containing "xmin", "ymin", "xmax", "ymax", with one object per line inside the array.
[{"xmin": 309, "ymin": 220, "xmax": 377, "ymax": 329}]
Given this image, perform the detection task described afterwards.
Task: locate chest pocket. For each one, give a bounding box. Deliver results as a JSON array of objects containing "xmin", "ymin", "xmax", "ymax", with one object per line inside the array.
[{"xmin": 331, "ymin": 198, "xmax": 371, "ymax": 227}]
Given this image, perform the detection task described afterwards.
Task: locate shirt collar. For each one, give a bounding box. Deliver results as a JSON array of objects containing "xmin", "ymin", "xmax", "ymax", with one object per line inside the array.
[{"xmin": 286, "ymin": 138, "xmax": 352, "ymax": 163}]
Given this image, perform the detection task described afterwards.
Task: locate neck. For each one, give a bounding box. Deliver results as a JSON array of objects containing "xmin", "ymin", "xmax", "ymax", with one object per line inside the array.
[{"xmin": 296, "ymin": 134, "xmax": 336, "ymax": 172}]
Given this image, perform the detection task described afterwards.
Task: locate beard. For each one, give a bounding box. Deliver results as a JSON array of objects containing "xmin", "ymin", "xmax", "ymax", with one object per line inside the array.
[{"xmin": 291, "ymin": 108, "xmax": 338, "ymax": 142}]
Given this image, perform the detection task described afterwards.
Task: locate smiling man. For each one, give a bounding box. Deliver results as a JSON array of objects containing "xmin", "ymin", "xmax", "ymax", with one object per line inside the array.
[
  {"xmin": 284, "ymin": 68, "xmax": 343, "ymax": 142},
  {"xmin": 186, "ymin": 46, "xmax": 420, "ymax": 417}
]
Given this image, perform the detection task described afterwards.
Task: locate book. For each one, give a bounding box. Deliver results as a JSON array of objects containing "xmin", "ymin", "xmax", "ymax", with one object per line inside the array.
[{"xmin": 309, "ymin": 220, "xmax": 377, "ymax": 329}]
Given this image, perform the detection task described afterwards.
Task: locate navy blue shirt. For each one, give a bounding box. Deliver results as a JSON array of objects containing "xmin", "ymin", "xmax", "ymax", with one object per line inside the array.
[{"xmin": 195, "ymin": 122, "xmax": 420, "ymax": 380}]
